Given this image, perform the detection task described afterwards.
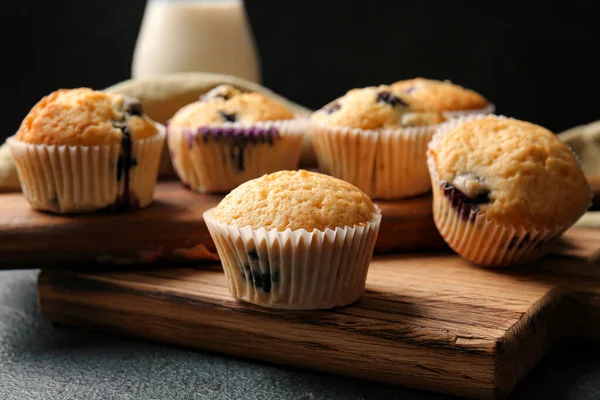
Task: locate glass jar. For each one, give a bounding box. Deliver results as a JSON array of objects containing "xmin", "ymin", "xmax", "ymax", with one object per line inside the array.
[{"xmin": 131, "ymin": 0, "xmax": 261, "ymax": 83}]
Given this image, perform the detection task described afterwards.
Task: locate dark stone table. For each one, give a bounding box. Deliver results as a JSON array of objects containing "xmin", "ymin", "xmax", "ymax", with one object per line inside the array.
[{"xmin": 1, "ymin": 269, "xmax": 599, "ymax": 400}]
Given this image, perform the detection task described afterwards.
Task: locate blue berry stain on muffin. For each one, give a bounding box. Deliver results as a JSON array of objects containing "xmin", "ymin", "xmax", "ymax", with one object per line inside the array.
[
  {"xmin": 195, "ymin": 126, "xmax": 280, "ymax": 172},
  {"xmin": 323, "ymin": 103, "xmax": 341, "ymax": 115},
  {"xmin": 183, "ymin": 130, "xmax": 195, "ymax": 150},
  {"xmin": 442, "ymin": 173, "xmax": 491, "ymax": 223},
  {"xmin": 11, "ymin": 88, "xmax": 162, "ymax": 214},
  {"xmin": 218, "ymin": 110, "xmax": 238, "ymax": 123},
  {"xmin": 310, "ymin": 85, "xmax": 444, "ymax": 131},
  {"xmin": 124, "ymin": 98, "xmax": 144, "ymax": 117},
  {"xmin": 204, "ymin": 170, "xmax": 382, "ymax": 308},
  {"xmin": 169, "ymin": 84, "xmax": 295, "ymax": 174},
  {"xmin": 242, "ymin": 249, "xmax": 280, "ymax": 293},
  {"xmin": 377, "ymin": 91, "xmax": 407, "ymax": 107},
  {"xmin": 391, "ymin": 78, "xmax": 491, "ymax": 113},
  {"xmin": 112, "ymin": 97, "xmax": 147, "ymax": 211},
  {"xmin": 113, "ymin": 126, "xmax": 140, "ymax": 211},
  {"xmin": 427, "ymin": 116, "xmax": 592, "ymax": 267}
]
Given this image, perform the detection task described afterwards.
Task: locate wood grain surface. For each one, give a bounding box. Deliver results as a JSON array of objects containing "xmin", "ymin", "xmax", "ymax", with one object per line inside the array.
[
  {"xmin": 3, "ymin": 173, "xmax": 599, "ymax": 269},
  {"xmin": 0, "ymin": 182, "xmax": 445, "ymax": 269},
  {"xmin": 38, "ymin": 236, "xmax": 600, "ymax": 400}
]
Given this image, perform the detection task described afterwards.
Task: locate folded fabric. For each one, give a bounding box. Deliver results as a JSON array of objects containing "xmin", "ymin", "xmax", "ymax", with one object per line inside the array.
[
  {"xmin": 558, "ymin": 120, "xmax": 600, "ymax": 177},
  {"xmin": 558, "ymin": 123, "xmax": 600, "ymax": 229},
  {"xmin": 0, "ymin": 142, "xmax": 19, "ymax": 193}
]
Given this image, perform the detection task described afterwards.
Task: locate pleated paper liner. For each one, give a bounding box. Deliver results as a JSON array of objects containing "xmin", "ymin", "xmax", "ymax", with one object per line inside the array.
[
  {"xmin": 429, "ymin": 180, "xmax": 568, "ymax": 267},
  {"xmin": 309, "ymin": 120, "xmax": 442, "ymax": 200},
  {"xmin": 203, "ymin": 207, "xmax": 382, "ymax": 310},
  {"xmin": 7, "ymin": 125, "xmax": 165, "ymax": 213},
  {"xmin": 427, "ymin": 114, "xmax": 592, "ymax": 267},
  {"xmin": 168, "ymin": 119, "xmax": 305, "ymax": 194}
]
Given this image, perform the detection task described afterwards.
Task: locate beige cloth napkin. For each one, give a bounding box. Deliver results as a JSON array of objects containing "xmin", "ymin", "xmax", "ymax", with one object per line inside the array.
[
  {"xmin": 1, "ymin": 72, "xmax": 598, "ymax": 228},
  {"xmin": 0, "ymin": 141, "xmax": 19, "ymax": 193},
  {"xmin": 558, "ymin": 121, "xmax": 600, "ymax": 228}
]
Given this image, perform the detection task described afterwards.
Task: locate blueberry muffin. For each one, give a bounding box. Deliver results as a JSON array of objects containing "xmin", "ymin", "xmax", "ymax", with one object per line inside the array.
[
  {"xmin": 203, "ymin": 169, "xmax": 382, "ymax": 309},
  {"xmin": 309, "ymin": 85, "xmax": 446, "ymax": 199},
  {"xmin": 427, "ymin": 115, "xmax": 592, "ymax": 267},
  {"xmin": 391, "ymin": 77, "xmax": 494, "ymax": 117},
  {"xmin": 168, "ymin": 85, "xmax": 304, "ymax": 193},
  {"xmin": 8, "ymin": 88, "xmax": 165, "ymax": 213}
]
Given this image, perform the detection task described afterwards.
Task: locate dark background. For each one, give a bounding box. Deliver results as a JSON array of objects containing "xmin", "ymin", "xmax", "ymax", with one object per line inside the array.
[{"xmin": 3, "ymin": 0, "xmax": 600, "ymax": 139}]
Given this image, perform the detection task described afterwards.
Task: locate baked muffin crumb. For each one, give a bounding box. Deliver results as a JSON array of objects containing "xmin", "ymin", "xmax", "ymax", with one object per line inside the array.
[
  {"xmin": 429, "ymin": 116, "xmax": 591, "ymax": 228},
  {"xmin": 310, "ymin": 85, "xmax": 445, "ymax": 130},
  {"xmin": 15, "ymin": 88, "xmax": 157, "ymax": 145},
  {"xmin": 169, "ymin": 84, "xmax": 294, "ymax": 129},
  {"xmin": 391, "ymin": 78, "xmax": 489, "ymax": 112},
  {"xmin": 213, "ymin": 170, "xmax": 377, "ymax": 231}
]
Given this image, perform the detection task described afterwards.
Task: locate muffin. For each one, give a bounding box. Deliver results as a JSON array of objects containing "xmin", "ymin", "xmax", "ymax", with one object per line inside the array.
[
  {"xmin": 427, "ymin": 115, "xmax": 592, "ymax": 267},
  {"xmin": 8, "ymin": 88, "xmax": 165, "ymax": 213},
  {"xmin": 167, "ymin": 85, "xmax": 304, "ymax": 193},
  {"xmin": 391, "ymin": 77, "xmax": 495, "ymax": 118},
  {"xmin": 309, "ymin": 85, "xmax": 445, "ymax": 199},
  {"xmin": 203, "ymin": 170, "xmax": 382, "ymax": 309}
]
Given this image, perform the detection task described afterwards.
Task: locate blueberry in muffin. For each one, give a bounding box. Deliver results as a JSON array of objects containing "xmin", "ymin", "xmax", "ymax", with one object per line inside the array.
[
  {"xmin": 167, "ymin": 85, "xmax": 305, "ymax": 193},
  {"xmin": 309, "ymin": 85, "xmax": 446, "ymax": 199},
  {"xmin": 427, "ymin": 115, "xmax": 592, "ymax": 267},
  {"xmin": 391, "ymin": 77, "xmax": 494, "ymax": 117},
  {"xmin": 204, "ymin": 169, "xmax": 382, "ymax": 309},
  {"xmin": 8, "ymin": 88, "xmax": 165, "ymax": 213}
]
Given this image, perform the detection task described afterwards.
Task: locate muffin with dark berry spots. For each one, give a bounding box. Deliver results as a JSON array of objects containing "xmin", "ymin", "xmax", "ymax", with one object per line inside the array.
[
  {"xmin": 427, "ymin": 115, "xmax": 592, "ymax": 267},
  {"xmin": 203, "ymin": 169, "xmax": 382, "ymax": 309},
  {"xmin": 391, "ymin": 77, "xmax": 494, "ymax": 118},
  {"xmin": 167, "ymin": 85, "xmax": 304, "ymax": 193},
  {"xmin": 309, "ymin": 85, "xmax": 446, "ymax": 199},
  {"xmin": 8, "ymin": 88, "xmax": 165, "ymax": 213}
]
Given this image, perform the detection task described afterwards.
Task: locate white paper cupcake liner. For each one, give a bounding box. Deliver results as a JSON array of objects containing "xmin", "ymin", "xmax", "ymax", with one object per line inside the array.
[
  {"xmin": 203, "ymin": 207, "xmax": 382, "ymax": 310},
  {"xmin": 309, "ymin": 120, "xmax": 437, "ymax": 199},
  {"xmin": 7, "ymin": 124, "xmax": 165, "ymax": 213},
  {"xmin": 168, "ymin": 119, "xmax": 305, "ymax": 194},
  {"xmin": 429, "ymin": 180, "xmax": 566, "ymax": 267},
  {"xmin": 442, "ymin": 102, "xmax": 496, "ymax": 119},
  {"xmin": 427, "ymin": 115, "xmax": 592, "ymax": 267}
]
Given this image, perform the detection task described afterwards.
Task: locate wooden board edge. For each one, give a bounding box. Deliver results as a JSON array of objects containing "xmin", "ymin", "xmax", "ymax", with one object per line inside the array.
[
  {"xmin": 492, "ymin": 287, "xmax": 591, "ymax": 399},
  {"xmin": 37, "ymin": 269, "xmax": 499, "ymax": 400}
]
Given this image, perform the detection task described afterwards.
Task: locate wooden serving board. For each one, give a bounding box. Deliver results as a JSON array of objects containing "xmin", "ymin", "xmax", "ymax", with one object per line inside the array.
[
  {"xmin": 38, "ymin": 228, "xmax": 600, "ymax": 400},
  {"xmin": 0, "ymin": 182, "xmax": 445, "ymax": 269}
]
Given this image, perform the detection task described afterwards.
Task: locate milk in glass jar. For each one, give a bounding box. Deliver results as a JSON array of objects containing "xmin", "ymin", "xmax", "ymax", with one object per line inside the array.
[{"xmin": 132, "ymin": 0, "xmax": 261, "ymax": 83}]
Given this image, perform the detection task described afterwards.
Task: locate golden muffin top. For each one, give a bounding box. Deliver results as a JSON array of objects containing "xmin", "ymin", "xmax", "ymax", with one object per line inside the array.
[
  {"xmin": 309, "ymin": 85, "xmax": 445, "ymax": 130},
  {"xmin": 169, "ymin": 85, "xmax": 295, "ymax": 129},
  {"xmin": 428, "ymin": 116, "xmax": 591, "ymax": 228},
  {"xmin": 15, "ymin": 88, "xmax": 158, "ymax": 145},
  {"xmin": 391, "ymin": 78, "xmax": 489, "ymax": 112},
  {"xmin": 213, "ymin": 170, "xmax": 377, "ymax": 231}
]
